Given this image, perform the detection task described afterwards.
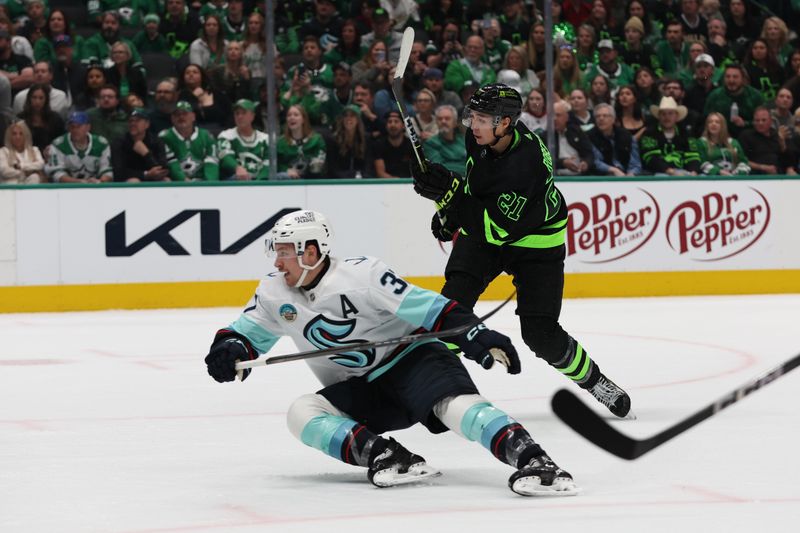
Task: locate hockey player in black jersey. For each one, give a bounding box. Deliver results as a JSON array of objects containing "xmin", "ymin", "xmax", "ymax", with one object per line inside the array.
[{"xmin": 411, "ymin": 83, "xmax": 632, "ymax": 418}]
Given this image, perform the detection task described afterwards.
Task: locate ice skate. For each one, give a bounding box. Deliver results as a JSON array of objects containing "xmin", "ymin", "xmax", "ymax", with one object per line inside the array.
[
  {"xmin": 367, "ymin": 438, "xmax": 441, "ymax": 488},
  {"xmin": 509, "ymin": 455, "xmax": 580, "ymax": 496},
  {"xmin": 588, "ymin": 374, "xmax": 632, "ymax": 418}
]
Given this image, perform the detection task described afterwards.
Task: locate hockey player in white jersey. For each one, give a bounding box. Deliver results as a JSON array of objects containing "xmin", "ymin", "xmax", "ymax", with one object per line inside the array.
[{"xmin": 204, "ymin": 210, "xmax": 580, "ymax": 496}]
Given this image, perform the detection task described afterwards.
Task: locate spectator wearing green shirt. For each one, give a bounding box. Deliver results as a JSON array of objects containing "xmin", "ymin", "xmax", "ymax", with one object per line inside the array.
[
  {"xmin": 654, "ymin": 20, "xmax": 690, "ymax": 77},
  {"xmin": 82, "ymin": 11, "xmax": 143, "ymax": 73},
  {"xmin": 159, "ymin": 100, "xmax": 219, "ymax": 181},
  {"xmin": 423, "ymin": 105, "xmax": 466, "ymax": 175},
  {"xmin": 704, "ymin": 64, "xmax": 765, "ymax": 137},
  {"xmin": 584, "ymin": 39, "xmax": 634, "ymax": 96},
  {"xmin": 33, "ymin": 9, "xmax": 85, "ymax": 66},
  {"xmin": 322, "ymin": 19, "xmax": 364, "ymax": 67},
  {"xmin": 277, "ymin": 104, "xmax": 327, "ymax": 180},
  {"xmin": 132, "ymin": 13, "xmax": 170, "ymax": 54},
  {"xmin": 221, "ymin": 0, "xmax": 246, "ymax": 41},
  {"xmin": 158, "ymin": 100, "xmax": 219, "ymax": 181},
  {"xmin": 198, "ymin": 0, "xmax": 228, "ymax": 22},
  {"xmin": 88, "ymin": 84, "xmax": 130, "ymax": 146},
  {"xmin": 88, "ymin": 0, "xmax": 158, "ymax": 27},
  {"xmin": 444, "ymin": 35, "xmax": 496, "ymax": 92},
  {"xmin": 218, "ymin": 99, "xmax": 272, "ymax": 180},
  {"xmin": 478, "ymin": 18, "xmax": 511, "ymax": 73},
  {"xmin": 697, "ymin": 112, "xmax": 751, "ymax": 176}
]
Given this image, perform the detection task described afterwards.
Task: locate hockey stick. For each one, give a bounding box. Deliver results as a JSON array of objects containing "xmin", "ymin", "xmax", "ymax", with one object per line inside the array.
[
  {"xmin": 551, "ymin": 352, "xmax": 800, "ymax": 460},
  {"xmin": 391, "ymin": 26, "xmax": 427, "ymax": 172},
  {"xmin": 236, "ymin": 291, "xmax": 516, "ymax": 370}
]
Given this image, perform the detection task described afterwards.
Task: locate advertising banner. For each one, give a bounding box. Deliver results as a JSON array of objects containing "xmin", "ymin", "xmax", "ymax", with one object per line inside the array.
[{"xmin": 3, "ymin": 179, "xmax": 798, "ymax": 289}]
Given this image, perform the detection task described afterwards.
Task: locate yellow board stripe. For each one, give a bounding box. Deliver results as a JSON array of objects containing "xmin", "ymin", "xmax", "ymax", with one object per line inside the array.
[{"xmin": 1, "ymin": 271, "xmax": 799, "ymax": 313}]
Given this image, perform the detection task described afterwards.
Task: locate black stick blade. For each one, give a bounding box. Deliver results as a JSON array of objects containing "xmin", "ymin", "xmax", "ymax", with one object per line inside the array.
[{"xmin": 551, "ymin": 389, "xmax": 644, "ymax": 460}]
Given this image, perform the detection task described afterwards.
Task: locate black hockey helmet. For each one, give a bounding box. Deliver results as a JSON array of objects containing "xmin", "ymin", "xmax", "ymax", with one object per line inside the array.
[{"xmin": 462, "ymin": 83, "xmax": 523, "ymax": 127}]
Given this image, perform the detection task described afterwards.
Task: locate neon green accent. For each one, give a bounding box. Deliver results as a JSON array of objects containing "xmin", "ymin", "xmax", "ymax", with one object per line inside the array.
[
  {"xmin": 558, "ymin": 344, "xmax": 592, "ymax": 382},
  {"xmin": 534, "ymin": 133, "xmax": 553, "ymax": 175},
  {"xmin": 444, "ymin": 342, "xmax": 462, "ymax": 355},
  {"xmin": 483, "ymin": 210, "xmax": 509, "ymax": 244},
  {"xmin": 509, "ymin": 227, "xmax": 567, "ymax": 248},
  {"xmin": 559, "ymin": 344, "xmax": 584, "ymax": 375},
  {"xmin": 524, "ymin": 133, "xmax": 533, "ymax": 140},
  {"xmin": 465, "ymin": 156, "xmax": 474, "ymax": 195},
  {"xmin": 510, "ymin": 129, "xmax": 521, "ymax": 150},
  {"xmin": 541, "ymin": 217, "xmax": 568, "ymax": 230},
  {"xmin": 571, "ymin": 351, "xmax": 592, "ymax": 381}
]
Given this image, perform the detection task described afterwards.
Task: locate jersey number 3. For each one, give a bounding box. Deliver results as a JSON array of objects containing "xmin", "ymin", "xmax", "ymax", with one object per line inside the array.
[{"xmin": 380, "ymin": 271, "xmax": 408, "ymax": 295}]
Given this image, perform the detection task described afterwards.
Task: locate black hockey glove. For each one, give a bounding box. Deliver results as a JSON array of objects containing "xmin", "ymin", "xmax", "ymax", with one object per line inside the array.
[
  {"xmin": 455, "ymin": 323, "xmax": 521, "ymax": 374},
  {"xmin": 412, "ymin": 159, "xmax": 463, "ymax": 209},
  {"xmin": 204, "ymin": 330, "xmax": 257, "ymax": 383},
  {"xmin": 431, "ymin": 211, "xmax": 459, "ymax": 241}
]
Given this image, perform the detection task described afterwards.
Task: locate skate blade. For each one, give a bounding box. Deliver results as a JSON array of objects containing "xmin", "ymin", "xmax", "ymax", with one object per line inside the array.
[
  {"xmin": 604, "ymin": 409, "xmax": 637, "ymax": 421},
  {"xmin": 511, "ymin": 476, "xmax": 581, "ymax": 497},
  {"xmin": 371, "ymin": 463, "xmax": 442, "ymax": 488}
]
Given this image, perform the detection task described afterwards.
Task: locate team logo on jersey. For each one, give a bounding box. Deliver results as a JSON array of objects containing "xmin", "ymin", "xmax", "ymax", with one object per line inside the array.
[
  {"xmin": 303, "ymin": 315, "xmax": 375, "ymax": 368},
  {"xmin": 279, "ymin": 304, "xmax": 298, "ymax": 322}
]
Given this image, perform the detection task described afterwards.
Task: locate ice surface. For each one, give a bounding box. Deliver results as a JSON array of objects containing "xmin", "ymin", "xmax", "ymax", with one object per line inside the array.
[{"xmin": 2, "ymin": 295, "xmax": 799, "ymax": 532}]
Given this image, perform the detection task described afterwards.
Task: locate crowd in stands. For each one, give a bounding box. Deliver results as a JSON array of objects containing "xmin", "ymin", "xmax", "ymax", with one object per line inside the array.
[{"xmin": 0, "ymin": 0, "xmax": 799, "ymax": 184}]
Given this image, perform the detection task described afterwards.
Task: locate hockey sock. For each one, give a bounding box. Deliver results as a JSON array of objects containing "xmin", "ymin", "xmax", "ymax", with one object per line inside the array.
[
  {"xmin": 300, "ymin": 413, "xmax": 388, "ymax": 467},
  {"xmin": 552, "ymin": 336, "xmax": 600, "ymax": 389},
  {"xmin": 460, "ymin": 402, "xmax": 544, "ymax": 468}
]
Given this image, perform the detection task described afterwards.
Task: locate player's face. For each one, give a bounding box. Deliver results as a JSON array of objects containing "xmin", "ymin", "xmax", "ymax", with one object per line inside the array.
[
  {"xmin": 273, "ymin": 243, "xmax": 303, "ymax": 286},
  {"xmin": 468, "ymin": 111, "xmax": 500, "ymax": 144}
]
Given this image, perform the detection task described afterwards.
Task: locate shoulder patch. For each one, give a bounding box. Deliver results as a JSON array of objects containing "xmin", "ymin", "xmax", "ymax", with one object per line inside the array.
[{"xmin": 279, "ymin": 303, "xmax": 298, "ymax": 322}]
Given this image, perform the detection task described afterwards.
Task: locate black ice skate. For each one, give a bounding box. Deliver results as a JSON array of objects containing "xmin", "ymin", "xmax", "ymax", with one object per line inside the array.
[
  {"xmin": 509, "ymin": 454, "xmax": 580, "ymax": 496},
  {"xmin": 367, "ymin": 438, "xmax": 441, "ymax": 488},
  {"xmin": 588, "ymin": 374, "xmax": 632, "ymax": 418}
]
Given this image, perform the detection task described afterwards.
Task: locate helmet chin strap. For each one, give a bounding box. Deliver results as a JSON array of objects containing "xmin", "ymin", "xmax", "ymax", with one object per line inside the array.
[
  {"xmin": 293, "ymin": 255, "xmax": 326, "ymax": 288},
  {"xmin": 488, "ymin": 121, "xmax": 513, "ymax": 147}
]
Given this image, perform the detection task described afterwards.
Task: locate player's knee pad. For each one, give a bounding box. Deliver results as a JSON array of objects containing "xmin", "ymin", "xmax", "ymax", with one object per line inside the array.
[
  {"xmin": 286, "ymin": 393, "xmax": 344, "ymax": 441},
  {"xmin": 520, "ymin": 316, "xmax": 569, "ymax": 364},
  {"xmin": 434, "ymin": 394, "xmax": 513, "ymax": 443}
]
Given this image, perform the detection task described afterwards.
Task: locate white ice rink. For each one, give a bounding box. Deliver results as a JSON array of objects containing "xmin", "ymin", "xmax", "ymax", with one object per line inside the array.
[{"xmin": 2, "ymin": 294, "xmax": 799, "ymax": 533}]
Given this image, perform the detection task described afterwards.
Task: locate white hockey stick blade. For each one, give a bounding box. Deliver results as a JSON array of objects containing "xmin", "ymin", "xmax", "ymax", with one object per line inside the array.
[
  {"xmin": 510, "ymin": 475, "xmax": 581, "ymax": 497},
  {"xmin": 371, "ymin": 462, "xmax": 442, "ymax": 488},
  {"xmin": 394, "ymin": 27, "xmax": 415, "ymax": 79}
]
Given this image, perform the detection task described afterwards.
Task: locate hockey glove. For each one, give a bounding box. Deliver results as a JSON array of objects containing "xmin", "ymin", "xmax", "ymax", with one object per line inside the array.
[
  {"xmin": 412, "ymin": 159, "xmax": 463, "ymax": 209},
  {"xmin": 455, "ymin": 323, "xmax": 521, "ymax": 374},
  {"xmin": 431, "ymin": 211, "xmax": 459, "ymax": 241},
  {"xmin": 204, "ymin": 331, "xmax": 257, "ymax": 383}
]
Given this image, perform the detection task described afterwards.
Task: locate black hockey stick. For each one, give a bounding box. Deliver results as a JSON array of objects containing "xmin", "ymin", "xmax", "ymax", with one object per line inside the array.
[
  {"xmin": 236, "ymin": 291, "xmax": 516, "ymax": 370},
  {"xmin": 391, "ymin": 27, "xmax": 427, "ymax": 172},
  {"xmin": 551, "ymin": 352, "xmax": 800, "ymax": 460}
]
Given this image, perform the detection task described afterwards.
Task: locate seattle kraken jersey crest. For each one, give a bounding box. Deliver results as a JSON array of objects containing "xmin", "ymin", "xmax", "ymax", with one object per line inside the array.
[{"xmin": 303, "ymin": 314, "xmax": 375, "ymax": 368}]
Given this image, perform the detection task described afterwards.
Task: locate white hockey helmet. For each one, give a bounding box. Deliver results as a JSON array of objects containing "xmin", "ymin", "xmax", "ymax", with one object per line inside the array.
[{"xmin": 266, "ymin": 210, "xmax": 333, "ymax": 260}]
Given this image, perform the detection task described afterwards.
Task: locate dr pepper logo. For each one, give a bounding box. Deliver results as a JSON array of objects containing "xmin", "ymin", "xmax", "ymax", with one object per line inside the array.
[
  {"xmin": 666, "ymin": 189, "xmax": 770, "ymax": 261},
  {"xmin": 566, "ymin": 190, "xmax": 660, "ymax": 263}
]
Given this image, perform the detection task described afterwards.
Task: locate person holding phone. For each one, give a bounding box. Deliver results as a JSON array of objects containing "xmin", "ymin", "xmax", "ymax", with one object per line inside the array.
[{"xmin": 352, "ymin": 40, "xmax": 391, "ymax": 86}]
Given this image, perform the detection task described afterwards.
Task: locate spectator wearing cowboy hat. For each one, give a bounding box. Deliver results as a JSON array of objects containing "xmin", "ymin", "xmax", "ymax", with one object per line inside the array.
[{"xmin": 639, "ymin": 96, "xmax": 702, "ymax": 175}]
